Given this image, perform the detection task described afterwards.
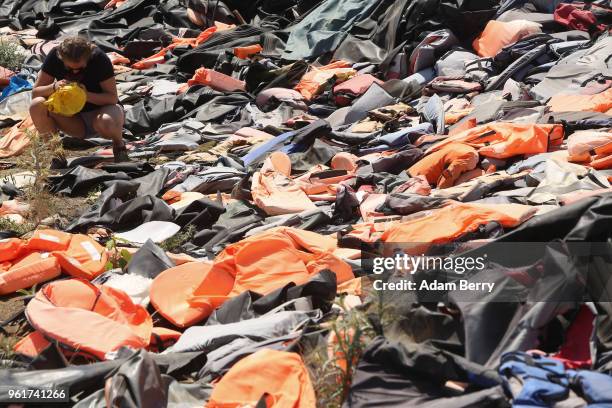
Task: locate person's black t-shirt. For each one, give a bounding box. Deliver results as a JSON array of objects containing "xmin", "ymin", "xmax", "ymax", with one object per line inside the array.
[{"xmin": 41, "ymin": 46, "xmax": 114, "ymax": 112}]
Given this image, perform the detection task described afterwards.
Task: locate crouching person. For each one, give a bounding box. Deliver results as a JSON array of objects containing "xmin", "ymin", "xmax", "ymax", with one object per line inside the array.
[{"xmin": 29, "ymin": 36, "xmax": 128, "ymax": 162}]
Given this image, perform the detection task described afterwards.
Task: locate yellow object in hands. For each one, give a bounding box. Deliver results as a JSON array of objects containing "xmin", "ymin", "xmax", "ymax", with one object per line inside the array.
[{"xmin": 44, "ymin": 82, "xmax": 87, "ymax": 117}]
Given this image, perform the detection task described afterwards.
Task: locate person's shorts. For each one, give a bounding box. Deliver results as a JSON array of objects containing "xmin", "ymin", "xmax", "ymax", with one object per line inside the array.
[
  {"xmin": 77, "ymin": 109, "xmax": 101, "ymax": 138},
  {"xmin": 76, "ymin": 104, "xmax": 125, "ymax": 138}
]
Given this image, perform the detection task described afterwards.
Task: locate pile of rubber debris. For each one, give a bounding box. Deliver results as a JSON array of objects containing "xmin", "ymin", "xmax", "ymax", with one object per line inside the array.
[{"xmin": 0, "ymin": 0, "xmax": 611, "ymax": 406}]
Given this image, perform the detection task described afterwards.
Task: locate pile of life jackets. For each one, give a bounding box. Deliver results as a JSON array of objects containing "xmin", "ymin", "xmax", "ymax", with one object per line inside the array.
[
  {"xmin": 0, "ymin": 229, "xmax": 107, "ymax": 295},
  {"xmin": 150, "ymin": 226, "xmax": 356, "ymax": 327}
]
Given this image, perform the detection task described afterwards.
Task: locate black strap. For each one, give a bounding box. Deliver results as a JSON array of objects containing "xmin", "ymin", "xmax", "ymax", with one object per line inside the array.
[
  {"xmin": 0, "ymin": 306, "xmax": 27, "ymax": 334},
  {"xmin": 255, "ymin": 393, "xmax": 271, "ymax": 408}
]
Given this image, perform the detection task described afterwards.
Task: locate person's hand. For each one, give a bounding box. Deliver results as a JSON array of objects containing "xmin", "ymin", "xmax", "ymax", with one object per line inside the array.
[{"xmin": 54, "ymin": 79, "xmax": 69, "ymax": 91}]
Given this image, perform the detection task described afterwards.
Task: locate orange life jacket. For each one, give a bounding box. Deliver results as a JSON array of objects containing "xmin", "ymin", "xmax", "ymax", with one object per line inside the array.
[
  {"xmin": 13, "ymin": 331, "xmax": 51, "ymax": 358},
  {"xmin": 131, "ymin": 27, "xmax": 218, "ymax": 70},
  {"xmin": 207, "ymin": 349, "xmax": 316, "ymax": 408},
  {"xmin": 381, "ymin": 202, "xmax": 537, "ymax": 254},
  {"xmin": 150, "ymin": 261, "xmax": 225, "ymax": 328},
  {"xmin": 0, "ymin": 252, "xmax": 61, "ymax": 295},
  {"xmin": 548, "ymin": 88, "xmax": 612, "ymax": 113},
  {"xmin": 408, "ymin": 142, "xmax": 479, "ymax": 188},
  {"xmin": 25, "ymin": 279, "xmax": 152, "ymax": 360},
  {"xmin": 150, "ymin": 227, "xmax": 355, "ymax": 328},
  {"xmin": 187, "ymin": 68, "xmax": 246, "ymax": 92},
  {"xmin": 149, "ymin": 327, "xmax": 182, "ymax": 353},
  {"xmin": 295, "ymin": 61, "xmax": 355, "ymax": 100},
  {"xmin": 52, "ymin": 234, "xmax": 107, "ymax": 280},
  {"xmin": 472, "ymin": 20, "xmax": 542, "ymax": 57},
  {"xmin": 0, "ymin": 116, "xmax": 35, "ymax": 159},
  {"xmin": 0, "ymin": 238, "xmax": 23, "ymax": 263},
  {"xmin": 25, "ymin": 229, "xmax": 72, "ymax": 252},
  {"xmin": 234, "ymin": 44, "xmax": 263, "ymax": 59},
  {"xmin": 427, "ymin": 123, "xmax": 564, "ymax": 159}
]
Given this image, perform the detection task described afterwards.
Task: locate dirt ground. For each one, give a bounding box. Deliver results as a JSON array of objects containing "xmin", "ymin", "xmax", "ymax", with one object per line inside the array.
[
  {"xmin": 0, "ymin": 145, "xmax": 94, "ymax": 364},
  {"xmin": 0, "ymin": 294, "xmax": 27, "ymax": 366},
  {"xmin": 0, "ymin": 295, "xmax": 24, "ymax": 323},
  {"xmin": 0, "ymin": 198, "xmax": 90, "ymax": 366}
]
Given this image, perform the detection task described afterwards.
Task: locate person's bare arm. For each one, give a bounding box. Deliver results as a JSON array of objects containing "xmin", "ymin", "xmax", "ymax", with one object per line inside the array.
[
  {"xmin": 85, "ymin": 76, "xmax": 119, "ymax": 106},
  {"xmin": 32, "ymin": 70, "xmax": 59, "ymax": 98}
]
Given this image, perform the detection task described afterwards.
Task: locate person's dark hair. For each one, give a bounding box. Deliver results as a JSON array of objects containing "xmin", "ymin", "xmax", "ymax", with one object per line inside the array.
[{"xmin": 57, "ymin": 37, "xmax": 94, "ymax": 62}]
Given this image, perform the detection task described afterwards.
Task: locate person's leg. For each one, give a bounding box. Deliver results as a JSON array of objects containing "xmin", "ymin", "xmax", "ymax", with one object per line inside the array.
[
  {"xmin": 29, "ymin": 97, "xmax": 58, "ymax": 136},
  {"xmin": 49, "ymin": 113, "xmax": 86, "ymax": 139},
  {"xmin": 92, "ymin": 104, "xmax": 125, "ymax": 146},
  {"xmin": 30, "ymin": 96, "xmax": 87, "ymax": 139},
  {"xmin": 91, "ymin": 104, "xmax": 128, "ymax": 162}
]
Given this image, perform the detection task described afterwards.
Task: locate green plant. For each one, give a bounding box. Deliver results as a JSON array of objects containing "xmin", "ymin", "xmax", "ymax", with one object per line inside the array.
[
  {"xmin": 0, "ymin": 37, "xmax": 25, "ymax": 72},
  {"xmin": 305, "ymin": 342, "xmax": 345, "ymax": 408},
  {"xmin": 159, "ymin": 225, "xmax": 196, "ymax": 252},
  {"xmin": 105, "ymin": 236, "xmax": 132, "ymax": 270},
  {"xmin": 195, "ymin": 140, "xmax": 217, "ymax": 153},
  {"xmin": 304, "ymin": 283, "xmax": 400, "ymax": 407},
  {"xmin": 0, "ymin": 216, "xmax": 34, "ymax": 236},
  {"xmin": 305, "ymin": 296, "xmax": 378, "ymax": 408},
  {"xmin": 85, "ymin": 185, "xmax": 102, "ymax": 204},
  {"xmin": 16, "ymin": 283, "xmax": 37, "ymax": 297}
]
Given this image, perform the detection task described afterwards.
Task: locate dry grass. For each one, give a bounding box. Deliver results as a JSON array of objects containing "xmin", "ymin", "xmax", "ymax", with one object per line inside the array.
[
  {"xmin": 0, "ymin": 130, "xmax": 90, "ymax": 366},
  {"xmin": 0, "ymin": 335, "xmax": 18, "ymax": 366},
  {"xmin": 159, "ymin": 224, "xmax": 196, "ymax": 252},
  {"xmin": 15, "ymin": 129, "xmax": 64, "ymax": 224}
]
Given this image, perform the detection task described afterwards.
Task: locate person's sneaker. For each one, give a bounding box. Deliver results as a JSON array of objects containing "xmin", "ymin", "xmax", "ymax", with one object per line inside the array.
[{"xmin": 113, "ymin": 143, "xmax": 130, "ymax": 163}]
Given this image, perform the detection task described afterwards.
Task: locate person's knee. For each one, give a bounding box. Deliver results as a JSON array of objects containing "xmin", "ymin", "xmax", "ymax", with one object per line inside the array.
[
  {"xmin": 95, "ymin": 112, "xmax": 122, "ymax": 136},
  {"xmin": 29, "ymin": 97, "xmax": 48, "ymax": 117},
  {"xmin": 112, "ymin": 105, "xmax": 125, "ymax": 127}
]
